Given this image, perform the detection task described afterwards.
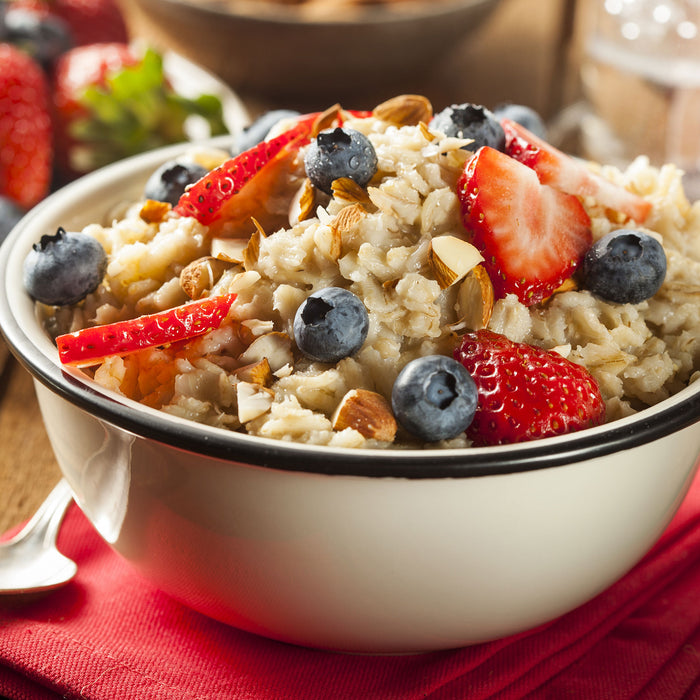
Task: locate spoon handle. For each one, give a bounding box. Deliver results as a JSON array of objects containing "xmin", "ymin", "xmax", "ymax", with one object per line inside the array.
[{"xmin": 4, "ymin": 479, "xmax": 74, "ymax": 548}]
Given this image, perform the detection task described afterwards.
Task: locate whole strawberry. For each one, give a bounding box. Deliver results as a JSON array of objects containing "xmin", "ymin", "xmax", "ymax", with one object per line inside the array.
[
  {"xmin": 52, "ymin": 0, "xmax": 128, "ymax": 45},
  {"xmin": 454, "ymin": 329, "xmax": 605, "ymax": 446},
  {"xmin": 8, "ymin": 0, "xmax": 128, "ymax": 46},
  {"xmin": 0, "ymin": 43, "xmax": 53, "ymax": 208}
]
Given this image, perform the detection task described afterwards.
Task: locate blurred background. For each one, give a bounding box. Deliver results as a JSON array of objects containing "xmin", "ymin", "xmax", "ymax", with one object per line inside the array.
[{"xmin": 118, "ymin": 0, "xmax": 582, "ymax": 120}]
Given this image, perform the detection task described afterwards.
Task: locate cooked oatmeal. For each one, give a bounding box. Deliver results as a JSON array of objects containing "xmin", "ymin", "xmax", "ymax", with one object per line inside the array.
[{"xmin": 40, "ymin": 101, "xmax": 700, "ymax": 448}]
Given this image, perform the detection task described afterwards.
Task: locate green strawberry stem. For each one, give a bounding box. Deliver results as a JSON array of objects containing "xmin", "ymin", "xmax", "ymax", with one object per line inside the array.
[{"xmin": 69, "ymin": 48, "xmax": 227, "ymax": 172}]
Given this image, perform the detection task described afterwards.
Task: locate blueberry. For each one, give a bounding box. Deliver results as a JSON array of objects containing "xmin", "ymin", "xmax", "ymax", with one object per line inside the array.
[
  {"xmin": 493, "ymin": 102, "xmax": 547, "ymax": 139},
  {"xmin": 234, "ymin": 109, "xmax": 301, "ymax": 154},
  {"xmin": 23, "ymin": 227, "xmax": 107, "ymax": 306},
  {"xmin": 293, "ymin": 287, "xmax": 369, "ymax": 363},
  {"xmin": 304, "ymin": 127, "xmax": 378, "ymax": 195},
  {"xmin": 430, "ymin": 103, "xmax": 505, "ymax": 152},
  {"xmin": 0, "ymin": 196, "xmax": 25, "ymax": 245},
  {"xmin": 143, "ymin": 159, "xmax": 208, "ymax": 206},
  {"xmin": 4, "ymin": 8, "xmax": 73, "ymax": 71},
  {"xmin": 391, "ymin": 355, "xmax": 478, "ymax": 442},
  {"xmin": 582, "ymin": 229, "xmax": 666, "ymax": 304}
]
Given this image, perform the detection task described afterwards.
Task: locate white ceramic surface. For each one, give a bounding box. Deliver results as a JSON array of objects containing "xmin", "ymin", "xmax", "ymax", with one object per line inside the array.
[{"xmin": 1, "ymin": 142, "xmax": 699, "ymax": 653}]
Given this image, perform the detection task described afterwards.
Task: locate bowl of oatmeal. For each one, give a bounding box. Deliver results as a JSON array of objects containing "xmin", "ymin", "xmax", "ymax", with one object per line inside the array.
[
  {"xmin": 0, "ymin": 97, "xmax": 699, "ymax": 653},
  {"xmin": 127, "ymin": 0, "xmax": 503, "ymax": 107}
]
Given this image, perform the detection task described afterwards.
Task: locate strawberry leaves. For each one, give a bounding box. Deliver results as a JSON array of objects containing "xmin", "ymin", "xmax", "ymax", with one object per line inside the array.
[{"xmin": 55, "ymin": 45, "xmax": 227, "ymax": 179}]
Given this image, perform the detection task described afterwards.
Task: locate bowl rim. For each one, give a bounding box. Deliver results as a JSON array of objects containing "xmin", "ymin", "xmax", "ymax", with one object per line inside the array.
[
  {"xmin": 1, "ymin": 139, "xmax": 699, "ymax": 480},
  {"xmin": 141, "ymin": 0, "xmax": 501, "ymax": 27}
]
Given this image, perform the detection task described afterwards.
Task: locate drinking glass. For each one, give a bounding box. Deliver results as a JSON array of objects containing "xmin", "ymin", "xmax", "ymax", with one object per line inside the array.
[{"xmin": 578, "ymin": 0, "xmax": 700, "ymax": 198}]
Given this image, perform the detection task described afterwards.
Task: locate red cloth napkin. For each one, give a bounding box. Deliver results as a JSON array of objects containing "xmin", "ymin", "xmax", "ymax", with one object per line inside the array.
[{"xmin": 2, "ymin": 469, "xmax": 700, "ymax": 700}]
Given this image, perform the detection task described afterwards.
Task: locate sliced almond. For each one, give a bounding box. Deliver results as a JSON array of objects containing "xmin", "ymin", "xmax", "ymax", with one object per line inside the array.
[
  {"xmin": 313, "ymin": 203, "xmax": 365, "ymax": 262},
  {"xmin": 225, "ymin": 272, "xmax": 262, "ymax": 323},
  {"xmin": 331, "ymin": 177, "xmax": 373, "ymax": 206},
  {"xmin": 273, "ymin": 363, "xmax": 293, "ymax": 378},
  {"xmin": 550, "ymin": 344, "xmax": 572, "ymax": 358},
  {"xmin": 139, "ymin": 199, "xmax": 171, "ymax": 224},
  {"xmin": 419, "ymin": 120, "xmax": 436, "ymax": 142},
  {"xmin": 312, "ymin": 103, "xmax": 342, "ymax": 136},
  {"xmin": 429, "ymin": 235, "xmax": 484, "ymax": 289},
  {"xmin": 240, "ymin": 318, "xmax": 274, "ymax": 338},
  {"xmin": 289, "ymin": 178, "xmax": 318, "ymax": 225},
  {"xmin": 551, "ymin": 277, "xmax": 579, "ymax": 296},
  {"xmin": 314, "ymin": 224, "xmax": 342, "ymax": 262},
  {"xmin": 211, "ymin": 238, "xmax": 248, "ymax": 264},
  {"xmin": 332, "ymin": 202, "xmax": 366, "ymax": 235},
  {"xmin": 456, "ymin": 264, "xmax": 494, "ymax": 330},
  {"xmin": 179, "ymin": 256, "xmax": 231, "ymax": 299},
  {"xmin": 236, "ymin": 381, "xmax": 274, "ymax": 423},
  {"xmin": 238, "ymin": 332, "xmax": 293, "ymax": 372},
  {"xmin": 243, "ymin": 220, "xmax": 267, "ymax": 270},
  {"xmin": 331, "ymin": 389, "xmax": 397, "ymax": 442},
  {"xmin": 235, "ymin": 322, "xmax": 259, "ymax": 348},
  {"xmin": 539, "ymin": 277, "xmax": 579, "ymax": 305},
  {"xmin": 373, "ymin": 94, "xmax": 433, "ymax": 126},
  {"xmin": 233, "ymin": 357, "xmax": 273, "ymax": 386},
  {"xmin": 251, "ymin": 217, "xmax": 267, "ymax": 237}
]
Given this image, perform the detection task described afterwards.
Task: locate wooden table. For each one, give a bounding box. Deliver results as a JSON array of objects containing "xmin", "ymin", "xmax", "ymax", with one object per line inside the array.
[
  {"xmin": 0, "ymin": 0, "xmax": 580, "ymax": 534},
  {"xmin": 0, "ymin": 355, "xmax": 62, "ymax": 534}
]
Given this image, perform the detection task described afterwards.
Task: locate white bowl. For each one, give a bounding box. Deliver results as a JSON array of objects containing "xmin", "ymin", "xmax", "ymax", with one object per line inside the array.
[{"xmin": 1, "ymin": 141, "xmax": 699, "ymax": 653}]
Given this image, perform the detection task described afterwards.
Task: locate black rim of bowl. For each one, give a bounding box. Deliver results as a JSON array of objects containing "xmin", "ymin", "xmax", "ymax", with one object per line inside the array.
[{"xmin": 1, "ymin": 144, "xmax": 700, "ymax": 480}]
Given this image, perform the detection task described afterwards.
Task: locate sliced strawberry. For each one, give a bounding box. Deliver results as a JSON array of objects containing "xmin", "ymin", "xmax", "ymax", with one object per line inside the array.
[
  {"xmin": 173, "ymin": 107, "xmax": 374, "ymax": 235},
  {"xmin": 457, "ymin": 146, "xmax": 592, "ymax": 306},
  {"xmin": 344, "ymin": 109, "xmax": 373, "ymax": 120},
  {"xmin": 502, "ymin": 118, "xmax": 652, "ymax": 224},
  {"xmin": 174, "ymin": 117, "xmax": 312, "ymax": 231},
  {"xmin": 56, "ymin": 293, "xmax": 237, "ymax": 367},
  {"xmin": 454, "ymin": 329, "xmax": 606, "ymax": 446}
]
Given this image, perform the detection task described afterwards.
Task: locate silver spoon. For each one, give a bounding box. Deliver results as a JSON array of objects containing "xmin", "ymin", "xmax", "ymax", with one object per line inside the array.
[{"xmin": 0, "ymin": 479, "xmax": 77, "ymax": 594}]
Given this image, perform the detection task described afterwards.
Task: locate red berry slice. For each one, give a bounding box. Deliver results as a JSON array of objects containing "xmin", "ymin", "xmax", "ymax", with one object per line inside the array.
[
  {"xmin": 174, "ymin": 109, "xmax": 373, "ymax": 234},
  {"xmin": 457, "ymin": 146, "xmax": 592, "ymax": 306},
  {"xmin": 502, "ymin": 118, "xmax": 652, "ymax": 224},
  {"xmin": 56, "ymin": 293, "xmax": 237, "ymax": 367}
]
